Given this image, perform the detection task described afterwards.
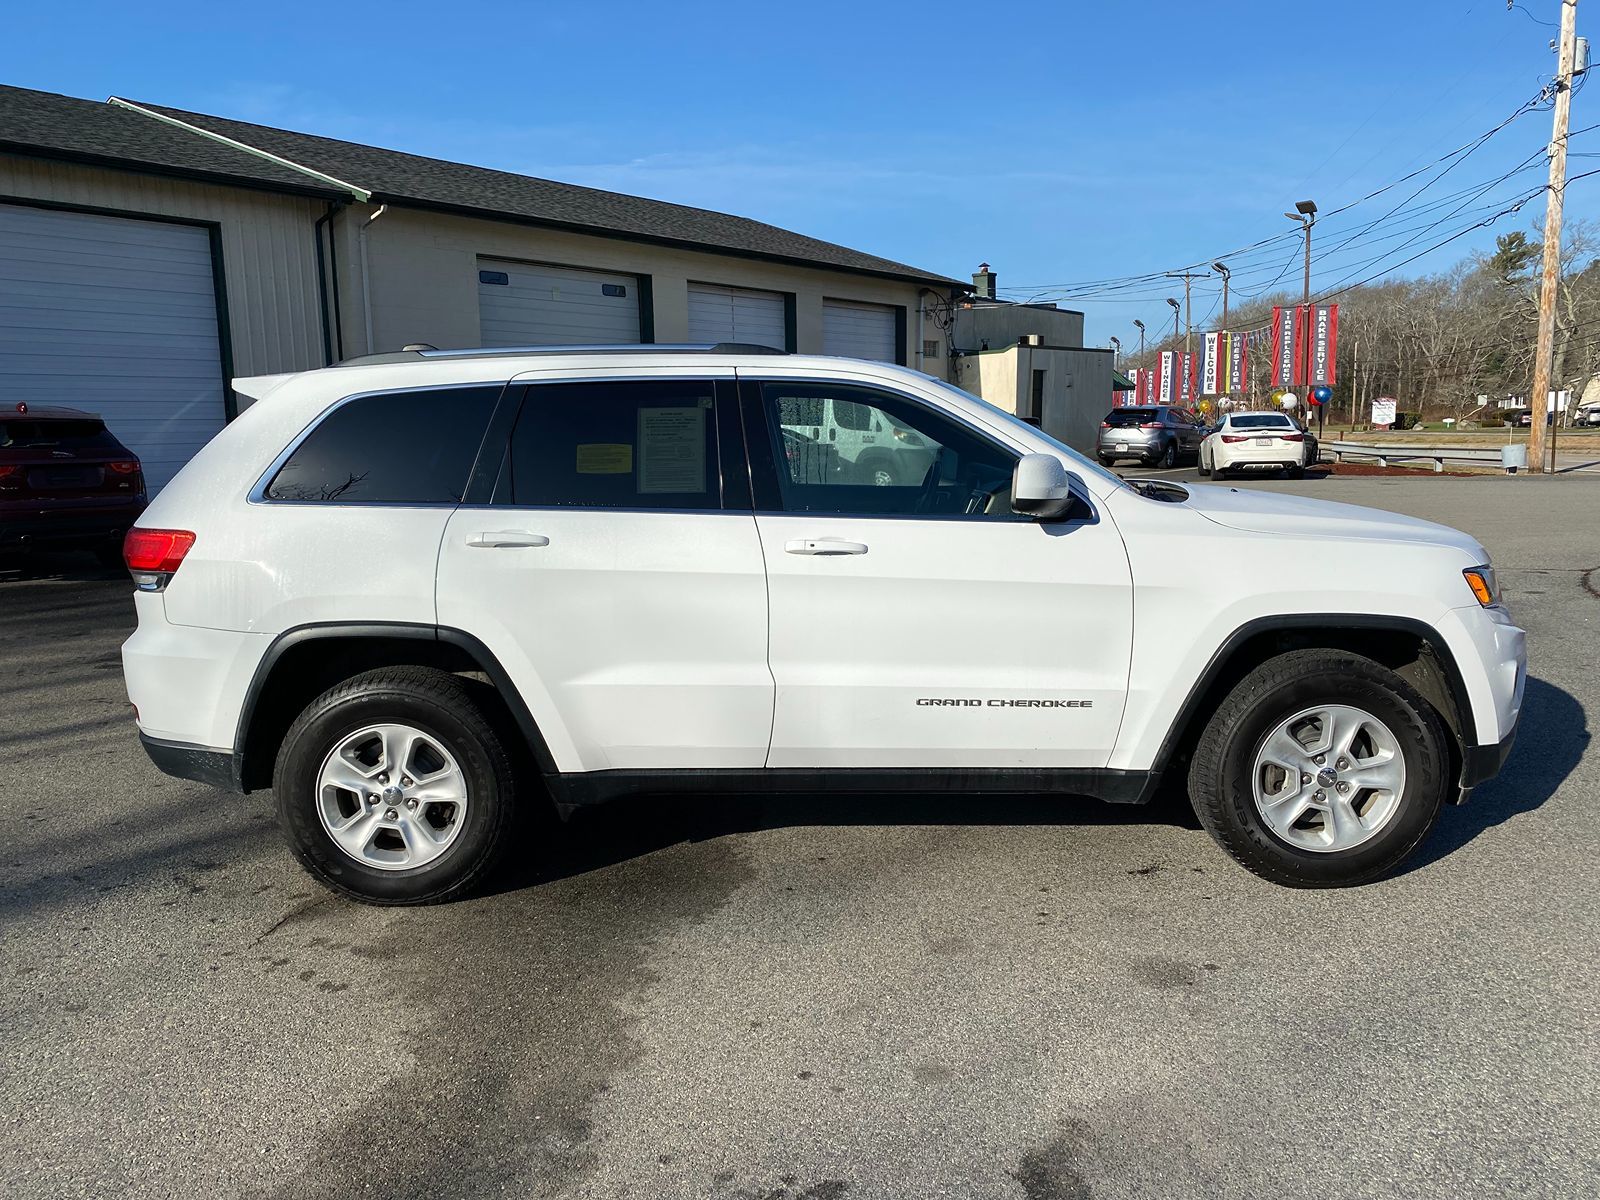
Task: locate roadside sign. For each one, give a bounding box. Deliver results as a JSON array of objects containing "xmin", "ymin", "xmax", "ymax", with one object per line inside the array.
[{"xmin": 1371, "ymin": 398, "xmax": 1397, "ymax": 425}]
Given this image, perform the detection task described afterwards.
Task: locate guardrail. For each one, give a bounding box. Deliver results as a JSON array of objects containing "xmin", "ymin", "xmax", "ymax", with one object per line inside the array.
[{"xmin": 1319, "ymin": 440, "xmax": 1515, "ymax": 474}]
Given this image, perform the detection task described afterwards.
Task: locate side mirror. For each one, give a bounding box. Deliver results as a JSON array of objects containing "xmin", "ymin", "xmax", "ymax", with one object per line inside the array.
[{"xmin": 1012, "ymin": 453, "xmax": 1077, "ymax": 520}]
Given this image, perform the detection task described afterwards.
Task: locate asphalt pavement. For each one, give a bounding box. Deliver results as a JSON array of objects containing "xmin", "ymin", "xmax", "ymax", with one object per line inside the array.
[{"xmin": 3, "ymin": 472, "xmax": 1597, "ymax": 1200}]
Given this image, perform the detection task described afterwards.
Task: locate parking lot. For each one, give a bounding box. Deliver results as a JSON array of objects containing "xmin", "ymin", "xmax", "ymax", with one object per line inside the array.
[{"xmin": 3, "ymin": 471, "xmax": 1597, "ymax": 1200}]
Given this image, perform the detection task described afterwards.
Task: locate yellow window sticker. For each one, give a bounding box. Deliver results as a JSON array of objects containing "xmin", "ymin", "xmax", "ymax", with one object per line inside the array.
[{"xmin": 575, "ymin": 443, "xmax": 633, "ymax": 474}]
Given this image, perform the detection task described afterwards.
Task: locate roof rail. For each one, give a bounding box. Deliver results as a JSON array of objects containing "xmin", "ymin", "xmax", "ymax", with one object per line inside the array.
[{"xmin": 333, "ymin": 342, "xmax": 789, "ymax": 367}]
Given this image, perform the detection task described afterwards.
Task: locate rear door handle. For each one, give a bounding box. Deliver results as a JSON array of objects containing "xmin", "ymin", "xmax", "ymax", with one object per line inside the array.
[
  {"xmin": 785, "ymin": 538, "xmax": 868, "ymax": 556},
  {"xmin": 466, "ymin": 530, "xmax": 549, "ymax": 549}
]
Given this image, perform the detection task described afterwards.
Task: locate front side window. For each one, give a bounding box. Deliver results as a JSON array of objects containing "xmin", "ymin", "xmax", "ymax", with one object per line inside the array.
[
  {"xmin": 507, "ymin": 379, "xmax": 722, "ymax": 509},
  {"xmin": 264, "ymin": 386, "xmax": 499, "ymax": 503},
  {"xmin": 758, "ymin": 381, "xmax": 1019, "ymax": 518}
]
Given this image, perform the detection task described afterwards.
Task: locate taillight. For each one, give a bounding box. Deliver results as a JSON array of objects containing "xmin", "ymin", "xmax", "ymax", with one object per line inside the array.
[
  {"xmin": 1282, "ymin": 433, "xmax": 1305, "ymax": 442},
  {"xmin": 0, "ymin": 465, "xmax": 18, "ymax": 480},
  {"xmin": 1140, "ymin": 422, "xmax": 1162, "ymax": 430},
  {"xmin": 123, "ymin": 527, "xmax": 195, "ymax": 591},
  {"xmin": 106, "ymin": 460, "xmax": 140, "ymax": 474},
  {"xmin": 1220, "ymin": 434, "xmax": 1250, "ymax": 443}
]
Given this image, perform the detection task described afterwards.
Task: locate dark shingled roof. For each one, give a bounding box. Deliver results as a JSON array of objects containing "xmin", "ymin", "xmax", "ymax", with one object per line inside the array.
[
  {"xmin": 130, "ymin": 100, "xmax": 959, "ymax": 287},
  {"xmin": 0, "ymin": 85, "xmax": 349, "ymax": 199}
]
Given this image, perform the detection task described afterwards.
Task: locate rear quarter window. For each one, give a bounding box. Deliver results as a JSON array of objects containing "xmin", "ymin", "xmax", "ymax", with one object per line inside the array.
[{"xmin": 264, "ymin": 386, "xmax": 499, "ymax": 503}]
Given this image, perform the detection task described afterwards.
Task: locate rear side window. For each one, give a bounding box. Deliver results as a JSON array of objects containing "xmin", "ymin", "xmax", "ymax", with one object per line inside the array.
[
  {"xmin": 264, "ymin": 386, "xmax": 499, "ymax": 503},
  {"xmin": 0, "ymin": 418, "xmax": 119, "ymax": 450},
  {"xmin": 507, "ymin": 379, "xmax": 722, "ymax": 509},
  {"xmin": 1104, "ymin": 409, "xmax": 1157, "ymax": 427}
]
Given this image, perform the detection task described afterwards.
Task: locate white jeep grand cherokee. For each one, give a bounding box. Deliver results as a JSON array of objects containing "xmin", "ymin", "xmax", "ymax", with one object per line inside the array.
[{"xmin": 121, "ymin": 345, "xmax": 1525, "ymax": 904}]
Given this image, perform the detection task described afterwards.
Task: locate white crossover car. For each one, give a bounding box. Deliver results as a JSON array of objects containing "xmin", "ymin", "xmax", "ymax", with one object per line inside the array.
[
  {"xmin": 1200, "ymin": 411, "xmax": 1311, "ymax": 478},
  {"xmin": 121, "ymin": 345, "xmax": 1525, "ymax": 904}
]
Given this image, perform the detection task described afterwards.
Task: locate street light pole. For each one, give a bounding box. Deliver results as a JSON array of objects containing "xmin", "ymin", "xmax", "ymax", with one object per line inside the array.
[
  {"xmin": 1165, "ymin": 299, "xmax": 1180, "ymax": 401},
  {"xmin": 1284, "ymin": 199, "xmax": 1318, "ymax": 430},
  {"xmin": 1109, "ymin": 335, "xmax": 1121, "ymax": 369},
  {"xmin": 1133, "ymin": 319, "xmax": 1145, "ymax": 363},
  {"xmin": 1212, "ymin": 261, "xmax": 1231, "ymax": 331}
]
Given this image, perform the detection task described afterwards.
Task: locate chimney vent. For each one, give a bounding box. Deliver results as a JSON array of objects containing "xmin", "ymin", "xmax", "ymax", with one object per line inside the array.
[{"xmin": 972, "ymin": 263, "xmax": 997, "ymax": 300}]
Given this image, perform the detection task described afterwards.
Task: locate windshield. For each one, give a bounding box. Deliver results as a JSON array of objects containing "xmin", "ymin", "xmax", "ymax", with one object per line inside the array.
[
  {"xmin": 934, "ymin": 380, "xmax": 1131, "ymax": 492},
  {"xmin": 1227, "ymin": 413, "xmax": 1295, "ymax": 429},
  {"xmin": 0, "ymin": 418, "xmax": 117, "ymax": 450},
  {"xmin": 1104, "ymin": 408, "xmax": 1161, "ymax": 427}
]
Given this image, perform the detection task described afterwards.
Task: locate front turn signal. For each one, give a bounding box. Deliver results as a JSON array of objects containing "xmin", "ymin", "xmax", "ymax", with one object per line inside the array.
[{"xmin": 1463, "ymin": 566, "xmax": 1497, "ymax": 607}]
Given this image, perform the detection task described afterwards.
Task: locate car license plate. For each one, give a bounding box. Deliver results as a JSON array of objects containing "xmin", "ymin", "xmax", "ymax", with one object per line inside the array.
[
  {"xmin": 1115, "ymin": 443, "xmax": 1128, "ymax": 452},
  {"xmin": 1254, "ymin": 437, "xmax": 1273, "ymax": 447}
]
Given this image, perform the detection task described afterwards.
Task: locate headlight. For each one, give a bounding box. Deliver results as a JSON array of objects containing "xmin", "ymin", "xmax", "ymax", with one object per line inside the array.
[{"xmin": 1463, "ymin": 565, "xmax": 1499, "ymax": 607}]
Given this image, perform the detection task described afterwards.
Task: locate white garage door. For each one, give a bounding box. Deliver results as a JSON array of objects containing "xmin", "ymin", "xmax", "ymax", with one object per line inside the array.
[
  {"xmin": 822, "ymin": 299, "xmax": 898, "ymax": 363},
  {"xmin": 478, "ymin": 259, "xmax": 640, "ymax": 347},
  {"xmin": 0, "ymin": 202, "xmax": 226, "ymax": 492},
  {"xmin": 686, "ymin": 283, "xmax": 787, "ymax": 349}
]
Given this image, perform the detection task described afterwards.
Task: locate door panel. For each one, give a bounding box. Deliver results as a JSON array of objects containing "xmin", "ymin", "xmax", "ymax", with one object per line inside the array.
[
  {"xmin": 436, "ymin": 375, "xmax": 772, "ymax": 771},
  {"xmin": 744, "ymin": 377, "xmax": 1134, "ymax": 769}
]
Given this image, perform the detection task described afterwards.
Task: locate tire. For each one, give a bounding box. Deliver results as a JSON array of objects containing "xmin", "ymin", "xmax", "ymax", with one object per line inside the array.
[
  {"xmin": 857, "ymin": 455, "xmax": 899, "ymax": 487},
  {"xmin": 274, "ymin": 666, "xmax": 515, "ymax": 905},
  {"xmin": 1186, "ymin": 649, "xmax": 1448, "ymax": 888},
  {"xmin": 1159, "ymin": 440, "xmax": 1177, "ymax": 469},
  {"xmin": 1098, "ymin": 455, "xmax": 1116, "ymax": 467}
]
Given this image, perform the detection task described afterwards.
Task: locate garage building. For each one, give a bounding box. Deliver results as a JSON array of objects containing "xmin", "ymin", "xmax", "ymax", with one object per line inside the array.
[{"xmin": 1, "ymin": 84, "xmax": 962, "ymax": 490}]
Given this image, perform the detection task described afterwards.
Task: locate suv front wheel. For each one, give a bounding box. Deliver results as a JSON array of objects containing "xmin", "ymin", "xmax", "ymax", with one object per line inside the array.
[
  {"xmin": 1187, "ymin": 649, "xmax": 1448, "ymax": 887},
  {"xmin": 274, "ymin": 666, "xmax": 514, "ymax": 905}
]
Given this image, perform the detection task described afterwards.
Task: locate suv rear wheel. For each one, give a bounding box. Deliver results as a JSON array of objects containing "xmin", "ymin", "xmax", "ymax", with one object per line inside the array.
[
  {"xmin": 1187, "ymin": 649, "xmax": 1448, "ymax": 887},
  {"xmin": 274, "ymin": 666, "xmax": 514, "ymax": 905}
]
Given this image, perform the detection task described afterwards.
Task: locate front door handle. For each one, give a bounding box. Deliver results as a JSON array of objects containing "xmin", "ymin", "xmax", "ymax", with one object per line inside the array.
[
  {"xmin": 785, "ymin": 537, "xmax": 868, "ymax": 556},
  {"xmin": 466, "ymin": 530, "xmax": 550, "ymax": 549}
]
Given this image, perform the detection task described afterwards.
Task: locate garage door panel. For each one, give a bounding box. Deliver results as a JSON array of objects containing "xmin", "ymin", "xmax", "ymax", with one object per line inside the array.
[
  {"xmin": 478, "ymin": 259, "xmax": 639, "ymax": 347},
  {"xmin": 822, "ymin": 299, "xmax": 898, "ymax": 363},
  {"xmin": 686, "ymin": 283, "xmax": 786, "ymax": 348},
  {"xmin": 0, "ymin": 202, "xmax": 226, "ymax": 492}
]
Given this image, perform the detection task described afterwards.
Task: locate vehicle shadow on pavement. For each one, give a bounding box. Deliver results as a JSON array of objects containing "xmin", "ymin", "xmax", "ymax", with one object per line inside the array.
[
  {"xmin": 0, "ymin": 550, "xmax": 126, "ymax": 586},
  {"xmin": 1404, "ymin": 675, "xmax": 1587, "ymax": 873},
  {"xmin": 490, "ymin": 786, "xmax": 1201, "ymax": 895}
]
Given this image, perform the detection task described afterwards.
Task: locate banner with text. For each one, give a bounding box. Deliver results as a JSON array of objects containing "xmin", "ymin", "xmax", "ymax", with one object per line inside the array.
[
  {"xmin": 1202, "ymin": 332, "xmax": 1221, "ymax": 396},
  {"xmin": 1158, "ymin": 352, "xmax": 1176, "ymax": 403},
  {"xmin": 1228, "ymin": 331, "xmax": 1248, "ymax": 396},
  {"xmin": 1270, "ymin": 305, "xmax": 1301, "ymax": 388},
  {"xmin": 1308, "ymin": 304, "xmax": 1339, "ymax": 387}
]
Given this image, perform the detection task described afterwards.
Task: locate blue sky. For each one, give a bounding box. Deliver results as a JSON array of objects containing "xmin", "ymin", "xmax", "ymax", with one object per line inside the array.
[{"xmin": 10, "ymin": 1, "xmax": 1592, "ymax": 346}]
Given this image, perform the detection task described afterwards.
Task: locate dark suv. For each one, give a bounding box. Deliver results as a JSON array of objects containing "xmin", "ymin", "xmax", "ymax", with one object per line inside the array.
[
  {"xmin": 0, "ymin": 403, "xmax": 147, "ymax": 564},
  {"xmin": 1097, "ymin": 406, "xmax": 1205, "ymax": 468}
]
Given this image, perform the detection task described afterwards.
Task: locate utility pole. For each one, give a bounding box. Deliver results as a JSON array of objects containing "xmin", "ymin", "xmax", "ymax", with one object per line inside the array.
[{"xmin": 1530, "ymin": 0, "xmax": 1579, "ymax": 474}]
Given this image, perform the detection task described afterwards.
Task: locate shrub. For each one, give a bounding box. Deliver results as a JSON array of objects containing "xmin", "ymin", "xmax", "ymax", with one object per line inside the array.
[{"xmin": 1393, "ymin": 411, "xmax": 1422, "ymax": 430}]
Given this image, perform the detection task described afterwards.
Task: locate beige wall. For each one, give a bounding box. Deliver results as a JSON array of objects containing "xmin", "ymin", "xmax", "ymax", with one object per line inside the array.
[
  {"xmin": 339, "ymin": 202, "xmax": 948, "ymax": 367},
  {"xmin": 0, "ymin": 155, "xmax": 329, "ymax": 379},
  {"xmin": 956, "ymin": 345, "xmax": 1114, "ymax": 454}
]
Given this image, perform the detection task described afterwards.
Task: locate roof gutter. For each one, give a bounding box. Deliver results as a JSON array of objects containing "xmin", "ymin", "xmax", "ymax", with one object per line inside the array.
[{"xmin": 107, "ymin": 97, "xmax": 372, "ymax": 202}]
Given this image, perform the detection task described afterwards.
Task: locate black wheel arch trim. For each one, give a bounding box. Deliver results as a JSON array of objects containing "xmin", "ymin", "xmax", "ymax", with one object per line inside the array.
[
  {"xmin": 1141, "ymin": 613, "xmax": 1482, "ymax": 804},
  {"xmin": 233, "ymin": 621, "xmax": 560, "ymax": 791}
]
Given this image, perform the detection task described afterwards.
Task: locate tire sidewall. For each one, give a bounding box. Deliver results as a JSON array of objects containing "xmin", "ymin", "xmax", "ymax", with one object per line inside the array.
[
  {"xmin": 277, "ymin": 686, "xmax": 505, "ymax": 903},
  {"xmin": 1213, "ymin": 669, "xmax": 1446, "ymax": 885}
]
